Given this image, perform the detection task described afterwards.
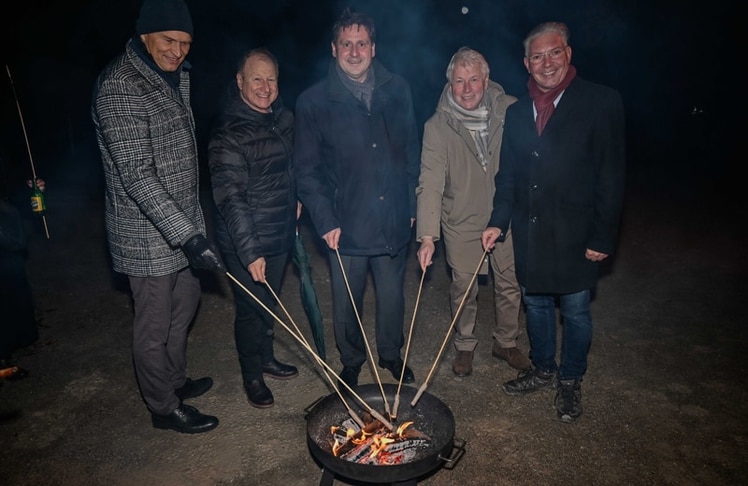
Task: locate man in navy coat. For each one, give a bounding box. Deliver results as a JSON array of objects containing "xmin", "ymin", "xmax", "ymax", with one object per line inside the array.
[
  {"xmin": 295, "ymin": 9, "xmax": 420, "ymax": 389},
  {"xmin": 482, "ymin": 21, "xmax": 625, "ymax": 423}
]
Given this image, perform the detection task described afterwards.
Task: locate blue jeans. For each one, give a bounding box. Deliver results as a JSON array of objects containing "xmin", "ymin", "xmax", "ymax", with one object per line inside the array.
[{"xmin": 522, "ymin": 288, "xmax": 592, "ymax": 381}]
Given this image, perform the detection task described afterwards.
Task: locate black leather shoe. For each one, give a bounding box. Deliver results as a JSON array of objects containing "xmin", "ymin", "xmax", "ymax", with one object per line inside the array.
[
  {"xmin": 246, "ymin": 379, "xmax": 274, "ymax": 408},
  {"xmin": 338, "ymin": 365, "xmax": 361, "ymax": 390},
  {"xmin": 262, "ymin": 359, "xmax": 298, "ymax": 380},
  {"xmin": 175, "ymin": 377, "xmax": 213, "ymax": 400},
  {"xmin": 151, "ymin": 404, "xmax": 219, "ymax": 434},
  {"xmin": 378, "ymin": 357, "xmax": 415, "ymax": 384}
]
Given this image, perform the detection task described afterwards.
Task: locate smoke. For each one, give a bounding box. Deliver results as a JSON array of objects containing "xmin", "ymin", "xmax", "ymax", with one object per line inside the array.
[
  {"xmin": 2, "ymin": 0, "xmax": 737, "ymax": 203},
  {"xmin": 186, "ymin": 0, "xmax": 539, "ymax": 137}
]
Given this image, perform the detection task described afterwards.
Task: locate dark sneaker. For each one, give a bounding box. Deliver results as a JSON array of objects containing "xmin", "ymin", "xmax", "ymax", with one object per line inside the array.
[
  {"xmin": 452, "ymin": 351, "xmax": 474, "ymax": 377},
  {"xmin": 555, "ymin": 379, "xmax": 582, "ymax": 423},
  {"xmin": 502, "ymin": 367, "xmax": 556, "ymax": 396}
]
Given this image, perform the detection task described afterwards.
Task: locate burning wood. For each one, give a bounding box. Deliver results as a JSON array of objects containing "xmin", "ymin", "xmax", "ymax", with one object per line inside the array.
[{"xmin": 330, "ymin": 413, "xmax": 431, "ymax": 465}]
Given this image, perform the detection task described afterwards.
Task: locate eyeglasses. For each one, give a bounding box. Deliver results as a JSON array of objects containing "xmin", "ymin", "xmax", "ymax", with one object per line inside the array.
[{"xmin": 526, "ymin": 47, "xmax": 567, "ymax": 64}]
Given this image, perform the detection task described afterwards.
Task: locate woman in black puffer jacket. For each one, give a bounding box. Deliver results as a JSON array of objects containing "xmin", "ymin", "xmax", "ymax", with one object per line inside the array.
[{"xmin": 208, "ymin": 48, "xmax": 298, "ymax": 409}]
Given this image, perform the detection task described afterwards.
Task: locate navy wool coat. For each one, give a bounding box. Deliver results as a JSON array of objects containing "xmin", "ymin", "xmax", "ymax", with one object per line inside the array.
[{"xmin": 294, "ymin": 59, "xmax": 420, "ymax": 257}]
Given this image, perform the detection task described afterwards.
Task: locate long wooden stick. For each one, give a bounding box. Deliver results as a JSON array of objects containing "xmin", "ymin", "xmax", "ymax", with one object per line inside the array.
[
  {"xmin": 334, "ymin": 249, "xmax": 391, "ymax": 417},
  {"xmin": 5, "ymin": 64, "xmax": 49, "ymax": 239},
  {"xmin": 410, "ymin": 249, "xmax": 488, "ymax": 407},
  {"xmin": 225, "ymin": 271, "xmax": 393, "ymax": 430},
  {"xmin": 263, "ymin": 281, "xmax": 362, "ymax": 428},
  {"xmin": 392, "ymin": 268, "xmax": 426, "ymax": 419}
]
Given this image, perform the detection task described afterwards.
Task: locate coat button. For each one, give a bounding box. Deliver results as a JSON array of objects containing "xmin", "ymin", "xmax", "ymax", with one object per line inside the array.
[
  {"xmin": 530, "ymin": 216, "xmax": 538, "ymax": 223},
  {"xmin": 372, "ymin": 142, "xmax": 377, "ymax": 148},
  {"xmin": 530, "ymin": 184, "xmax": 538, "ymax": 191},
  {"xmin": 379, "ymin": 196, "xmax": 385, "ymax": 200},
  {"xmin": 531, "ymin": 150, "xmax": 539, "ymax": 157}
]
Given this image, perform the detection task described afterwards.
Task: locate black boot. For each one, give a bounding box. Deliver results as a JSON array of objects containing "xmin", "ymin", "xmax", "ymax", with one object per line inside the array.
[
  {"xmin": 246, "ymin": 379, "xmax": 274, "ymax": 408},
  {"xmin": 262, "ymin": 359, "xmax": 298, "ymax": 380}
]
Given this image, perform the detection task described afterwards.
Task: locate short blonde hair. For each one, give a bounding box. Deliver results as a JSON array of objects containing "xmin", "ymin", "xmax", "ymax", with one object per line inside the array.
[{"xmin": 445, "ymin": 47, "xmax": 489, "ymax": 82}]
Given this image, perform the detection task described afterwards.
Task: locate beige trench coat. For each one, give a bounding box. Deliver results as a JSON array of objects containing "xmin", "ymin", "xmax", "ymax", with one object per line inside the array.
[{"xmin": 416, "ymin": 81, "xmax": 516, "ymax": 274}]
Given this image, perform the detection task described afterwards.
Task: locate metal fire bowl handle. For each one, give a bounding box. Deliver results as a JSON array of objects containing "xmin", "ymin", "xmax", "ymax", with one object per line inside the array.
[
  {"xmin": 303, "ymin": 396, "xmax": 327, "ymax": 419},
  {"xmin": 439, "ymin": 437, "xmax": 466, "ymax": 469}
]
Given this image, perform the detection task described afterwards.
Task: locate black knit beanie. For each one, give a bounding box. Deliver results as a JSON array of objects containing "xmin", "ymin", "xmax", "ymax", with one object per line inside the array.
[{"xmin": 135, "ymin": 0, "xmax": 194, "ymax": 36}]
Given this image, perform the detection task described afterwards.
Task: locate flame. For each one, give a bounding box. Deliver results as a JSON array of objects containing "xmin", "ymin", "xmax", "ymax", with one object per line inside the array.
[
  {"xmin": 331, "ymin": 426, "xmax": 357, "ymax": 456},
  {"xmin": 330, "ymin": 418, "xmax": 419, "ymax": 461},
  {"xmin": 395, "ymin": 421, "xmax": 414, "ymax": 436},
  {"xmin": 369, "ymin": 435, "xmax": 395, "ymax": 459}
]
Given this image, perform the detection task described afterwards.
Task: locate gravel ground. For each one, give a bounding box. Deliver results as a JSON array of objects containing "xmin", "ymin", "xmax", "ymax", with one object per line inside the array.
[{"xmin": 1, "ymin": 169, "xmax": 747, "ymax": 485}]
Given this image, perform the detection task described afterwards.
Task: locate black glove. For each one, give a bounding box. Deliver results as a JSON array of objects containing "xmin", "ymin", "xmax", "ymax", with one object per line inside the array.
[{"xmin": 182, "ymin": 234, "xmax": 226, "ymax": 272}]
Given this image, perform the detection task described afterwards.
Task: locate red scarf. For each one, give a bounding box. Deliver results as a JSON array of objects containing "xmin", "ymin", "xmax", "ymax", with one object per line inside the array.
[{"xmin": 527, "ymin": 65, "xmax": 576, "ymax": 135}]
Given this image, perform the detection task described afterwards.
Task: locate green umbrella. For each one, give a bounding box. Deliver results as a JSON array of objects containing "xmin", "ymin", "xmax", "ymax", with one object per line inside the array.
[{"xmin": 292, "ymin": 229, "xmax": 326, "ymax": 360}]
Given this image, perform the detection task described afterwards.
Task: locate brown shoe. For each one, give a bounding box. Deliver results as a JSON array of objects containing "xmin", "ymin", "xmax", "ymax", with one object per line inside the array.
[
  {"xmin": 452, "ymin": 351, "xmax": 474, "ymax": 376},
  {"xmin": 492, "ymin": 342, "xmax": 531, "ymax": 370}
]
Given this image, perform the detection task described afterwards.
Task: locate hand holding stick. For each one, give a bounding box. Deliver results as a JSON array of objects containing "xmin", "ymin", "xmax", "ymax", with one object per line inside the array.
[
  {"xmin": 225, "ymin": 271, "xmax": 394, "ymax": 431},
  {"xmin": 6, "ymin": 64, "xmax": 49, "ymax": 238}
]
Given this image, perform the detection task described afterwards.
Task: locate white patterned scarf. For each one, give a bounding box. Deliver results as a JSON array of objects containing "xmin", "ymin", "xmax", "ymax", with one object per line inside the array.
[{"xmin": 445, "ymin": 90, "xmax": 490, "ymax": 171}]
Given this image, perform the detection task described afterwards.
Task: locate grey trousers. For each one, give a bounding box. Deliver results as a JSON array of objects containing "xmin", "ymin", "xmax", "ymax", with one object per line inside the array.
[
  {"xmin": 128, "ymin": 268, "xmax": 200, "ymax": 415},
  {"xmin": 451, "ymin": 252, "xmax": 521, "ymax": 352}
]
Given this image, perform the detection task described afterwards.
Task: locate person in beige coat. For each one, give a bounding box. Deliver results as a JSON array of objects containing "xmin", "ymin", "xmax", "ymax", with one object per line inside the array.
[{"xmin": 416, "ymin": 47, "xmax": 530, "ymax": 376}]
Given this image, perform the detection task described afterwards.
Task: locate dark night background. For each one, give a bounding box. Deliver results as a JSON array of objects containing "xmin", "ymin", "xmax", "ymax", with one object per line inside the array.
[{"xmin": 0, "ymin": 0, "xmax": 738, "ymax": 216}]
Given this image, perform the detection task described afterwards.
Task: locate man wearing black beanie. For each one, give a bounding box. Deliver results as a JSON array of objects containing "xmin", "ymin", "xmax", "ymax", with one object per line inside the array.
[{"xmin": 91, "ymin": 0, "xmax": 223, "ymax": 434}]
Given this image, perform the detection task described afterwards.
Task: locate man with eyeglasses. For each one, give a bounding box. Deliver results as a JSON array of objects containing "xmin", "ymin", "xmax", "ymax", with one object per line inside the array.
[{"xmin": 481, "ymin": 21, "xmax": 625, "ymax": 423}]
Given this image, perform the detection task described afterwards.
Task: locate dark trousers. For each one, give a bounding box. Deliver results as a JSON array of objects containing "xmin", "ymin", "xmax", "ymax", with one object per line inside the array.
[
  {"xmin": 0, "ymin": 251, "xmax": 38, "ymax": 359},
  {"xmin": 128, "ymin": 268, "xmax": 200, "ymax": 415},
  {"xmin": 224, "ymin": 250, "xmax": 289, "ymax": 384},
  {"xmin": 329, "ymin": 248, "xmax": 406, "ymax": 367}
]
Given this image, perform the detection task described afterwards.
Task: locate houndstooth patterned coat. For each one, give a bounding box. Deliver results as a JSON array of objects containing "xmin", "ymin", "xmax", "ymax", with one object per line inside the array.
[{"xmin": 92, "ymin": 38, "xmax": 205, "ymax": 277}]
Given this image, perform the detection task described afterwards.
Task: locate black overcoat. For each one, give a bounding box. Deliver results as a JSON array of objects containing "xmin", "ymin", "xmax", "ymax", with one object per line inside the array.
[{"xmin": 488, "ymin": 76, "xmax": 626, "ymax": 294}]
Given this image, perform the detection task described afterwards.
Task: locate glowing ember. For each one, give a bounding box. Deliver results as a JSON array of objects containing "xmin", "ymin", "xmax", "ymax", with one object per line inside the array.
[{"xmin": 330, "ymin": 413, "xmax": 431, "ymax": 465}]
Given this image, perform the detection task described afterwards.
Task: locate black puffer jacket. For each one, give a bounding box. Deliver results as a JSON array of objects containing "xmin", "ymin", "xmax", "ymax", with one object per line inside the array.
[{"xmin": 208, "ymin": 94, "xmax": 296, "ymax": 268}]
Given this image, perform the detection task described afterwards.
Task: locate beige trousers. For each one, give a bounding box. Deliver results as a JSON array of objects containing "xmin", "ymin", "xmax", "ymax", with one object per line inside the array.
[{"xmin": 450, "ymin": 252, "xmax": 521, "ymax": 352}]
